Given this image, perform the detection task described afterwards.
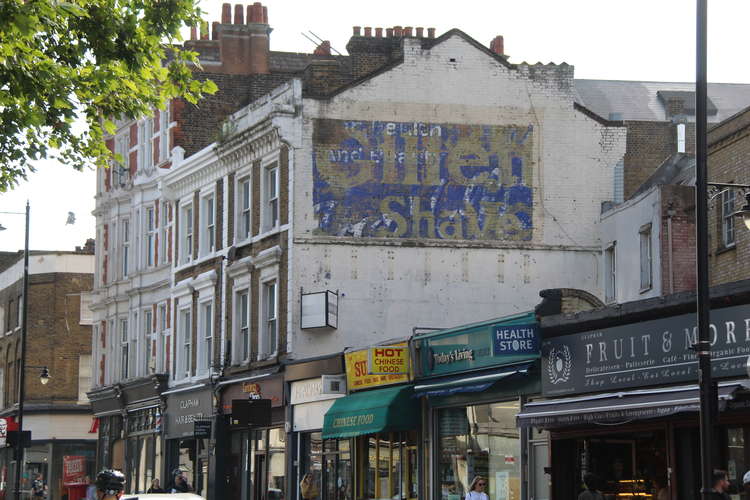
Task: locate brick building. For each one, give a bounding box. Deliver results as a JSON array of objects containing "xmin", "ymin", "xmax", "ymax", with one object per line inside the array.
[{"xmin": 0, "ymin": 248, "xmax": 95, "ymax": 500}]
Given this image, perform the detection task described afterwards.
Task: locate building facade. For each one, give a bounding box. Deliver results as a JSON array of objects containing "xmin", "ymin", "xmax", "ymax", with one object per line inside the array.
[{"xmin": 0, "ymin": 248, "xmax": 95, "ymax": 500}]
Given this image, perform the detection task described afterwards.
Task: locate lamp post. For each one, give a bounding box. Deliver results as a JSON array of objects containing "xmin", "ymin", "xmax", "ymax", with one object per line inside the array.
[{"xmin": 0, "ymin": 202, "xmax": 30, "ymax": 500}]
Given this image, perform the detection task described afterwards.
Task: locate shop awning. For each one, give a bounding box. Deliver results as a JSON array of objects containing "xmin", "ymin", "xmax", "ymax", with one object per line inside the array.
[
  {"xmin": 517, "ymin": 381, "xmax": 748, "ymax": 428},
  {"xmin": 322, "ymin": 385, "xmax": 418, "ymax": 439},
  {"xmin": 413, "ymin": 362, "xmax": 533, "ymax": 398}
]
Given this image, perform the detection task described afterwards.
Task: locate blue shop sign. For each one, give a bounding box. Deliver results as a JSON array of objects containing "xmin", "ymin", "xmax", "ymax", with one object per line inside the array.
[{"xmin": 417, "ymin": 311, "xmax": 540, "ymax": 377}]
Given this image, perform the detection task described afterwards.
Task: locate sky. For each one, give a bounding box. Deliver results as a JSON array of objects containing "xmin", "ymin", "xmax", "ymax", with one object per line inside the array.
[{"xmin": 2, "ymin": 0, "xmax": 750, "ymax": 252}]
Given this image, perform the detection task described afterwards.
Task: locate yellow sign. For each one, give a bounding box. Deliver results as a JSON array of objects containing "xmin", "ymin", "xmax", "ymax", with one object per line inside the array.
[
  {"xmin": 368, "ymin": 346, "xmax": 409, "ymax": 375},
  {"xmin": 345, "ymin": 342, "xmax": 410, "ymax": 391}
]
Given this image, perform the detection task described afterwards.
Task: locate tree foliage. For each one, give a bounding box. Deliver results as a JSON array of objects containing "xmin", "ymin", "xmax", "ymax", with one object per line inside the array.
[{"xmin": 0, "ymin": 0, "xmax": 218, "ymax": 192}]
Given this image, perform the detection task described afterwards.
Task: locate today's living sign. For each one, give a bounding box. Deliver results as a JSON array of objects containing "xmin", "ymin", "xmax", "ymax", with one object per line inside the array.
[{"xmin": 542, "ymin": 303, "xmax": 750, "ymax": 396}]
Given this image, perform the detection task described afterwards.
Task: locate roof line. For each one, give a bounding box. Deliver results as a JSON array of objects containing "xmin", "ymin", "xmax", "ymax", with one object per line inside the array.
[{"xmin": 573, "ymin": 102, "xmax": 623, "ymax": 126}]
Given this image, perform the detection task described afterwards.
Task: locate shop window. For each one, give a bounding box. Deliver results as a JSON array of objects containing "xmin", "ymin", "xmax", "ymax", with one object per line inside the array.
[
  {"xmin": 437, "ymin": 402, "xmax": 520, "ymax": 500},
  {"xmin": 360, "ymin": 432, "xmax": 417, "ymax": 500}
]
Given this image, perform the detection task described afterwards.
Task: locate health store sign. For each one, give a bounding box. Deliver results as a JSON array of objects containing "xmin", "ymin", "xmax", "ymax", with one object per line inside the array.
[
  {"xmin": 419, "ymin": 312, "xmax": 540, "ymax": 377},
  {"xmin": 542, "ymin": 303, "xmax": 750, "ymax": 396}
]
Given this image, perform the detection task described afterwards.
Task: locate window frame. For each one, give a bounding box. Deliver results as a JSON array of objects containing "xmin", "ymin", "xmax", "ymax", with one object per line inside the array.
[
  {"xmin": 198, "ymin": 300, "xmax": 214, "ymax": 375},
  {"xmin": 120, "ymin": 317, "xmax": 129, "ymax": 380},
  {"xmin": 235, "ymin": 289, "xmax": 251, "ymax": 364},
  {"xmin": 604, "ymin": 242, "xmax": 617, "ymax": 304},
  {"xmin": 260, "ymin": 279, "xmax": 278, "ymax": 359},
  {"xmin": 121, "ymin": 219, "xmax": 130, "ymax": 279},
  {"xmin": 181, "ymin": 203, "xmax": 194, "ymax": 264},
  {"xmin": 639, "ymin": 224, "xmax": 653, "ymax": 292},
  {"xmin": 721, "ymin": 188, "xmax": 736, "ymax": 248},
  {"xmin": 178, "ymin": 307, "xmax": 192, "ymax": 380},
  {"xmin": 201, "ymin": 193, "xmax": 216, "ymax": 256},
  {"xmin": 146, "ymin": 206, "xmax": 157, "ymax": 267},
  {"xmin": 237, "ymin": 175, "xmax": 252, "ymax": 242},
  {"xmin": 144, "ymin": 309, "xmax": 155, "ymax": 374},
  {"xmin": 160, "ymin": 200, "xmax": 171, "ymax": 265},
  {"xmin": 158, "ymin": 302, "xmax": 169, "ymax": 374},
  {"xmin": 263, "ymin": 163, "xmax": 279, "ymax": 232}
]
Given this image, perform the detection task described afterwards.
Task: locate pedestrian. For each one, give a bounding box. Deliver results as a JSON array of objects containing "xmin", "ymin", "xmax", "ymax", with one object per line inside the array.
[
  {"xmin": 465, "ymin": 476, "xmax": 489, "ymax": 500},
  {"xmin": 147, "ymin": 478, "xmax": 166, "ymax": 493},
  {"xmin": 577, "ymin": 473, "xmax": 604, "ymax": 500},
  {"xmin": 31, "ymin": 473, "xmax": 47, "ymax": 499},
  {"xmin": 710, "ymin": 469, "xmax": 731, "ymax": 500},
  {"xmin": 300, "ymin": 473, "xmax": 319, "ymax": 500},
  {"xmin": 94, "ymin": 469, "xmax": 126, "ymax": 500},
  {"xmin": 84, "ymin": 475, "xmax": 98, "ymax": 500},
  {"xmin": 169, "ymin": 469, "xmax": 192, "ymax": 493}
]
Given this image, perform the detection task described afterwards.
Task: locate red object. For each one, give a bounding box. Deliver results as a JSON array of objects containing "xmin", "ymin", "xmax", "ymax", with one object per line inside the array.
[
  {"xmin": 88, "ymin": 418, "xmax": 99, "ymax": 434},
  {"xmin": 63, "ymin": 456, "xmax": 87, "ymax": 486},
  {"xmin": 67, "ymin": 485, "xmax": 87, "ymax": 500}
]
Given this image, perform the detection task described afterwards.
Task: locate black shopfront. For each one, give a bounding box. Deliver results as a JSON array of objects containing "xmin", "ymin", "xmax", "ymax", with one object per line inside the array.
[
  {"xmin": 520, "ymin": 284, "xmax": 750, "ymax": 500},
  {"xmin": 89, "ymin": 376, "xmax": 168, "ymax": 494}
]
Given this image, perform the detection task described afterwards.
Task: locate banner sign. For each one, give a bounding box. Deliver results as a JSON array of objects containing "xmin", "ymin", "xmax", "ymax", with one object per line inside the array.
[
  {"xmin": 368, "ymin": 346, "xmax": 409, "ymax": 375},
  {"xmin": 418, "ymin": 313, "xmax": 540, "ymax": 378},
  {"xmin": 63, "ymin": 456, "xmax": 87, "ymax": 486},
  {"xmin": 345, "ymin": 342, "xmax": 410, "ymax": 391},
  {"xmin": 542, "ymin": 303, "xmax": 750, "ymax": 396}
]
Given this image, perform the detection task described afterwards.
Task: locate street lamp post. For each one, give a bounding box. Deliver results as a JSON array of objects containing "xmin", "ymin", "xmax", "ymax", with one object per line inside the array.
[{"xmin": 0, "ymin": 202, "xmax": 29, "ymax": 500}]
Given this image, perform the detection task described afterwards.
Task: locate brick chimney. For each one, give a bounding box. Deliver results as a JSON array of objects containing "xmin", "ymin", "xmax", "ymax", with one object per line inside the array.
[
  {"xmin": 490, "ymin": 36, "xmax": 504, "ymax": 56},
  {"xmin": 314, "ymin": 41, "xmax": 331, "ymax": 56},
  {"xmin": 215, "ymin": 2, "xmax": 271, "ymax": 75},
  {"xmin": 346, "ymin": 25, "xmax": 436, "ymax": 79}
]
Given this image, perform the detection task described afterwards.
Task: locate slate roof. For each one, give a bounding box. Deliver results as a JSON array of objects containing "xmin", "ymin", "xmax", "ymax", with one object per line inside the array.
[
  {"xmin": 574, "ymin": 79, "xmax": 750, "ymax": 123},
  {"xmin": 631, "ymin": 152, "xmax": 695, "ymax": 198}
]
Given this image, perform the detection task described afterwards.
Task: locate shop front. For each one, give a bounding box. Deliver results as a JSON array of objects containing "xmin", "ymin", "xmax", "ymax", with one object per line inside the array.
[
  {"xmin": 219, "ymin": 373, "xmax": 285, "ymax": 500},
  {"xmin": 319, "ymin": 341, "xmax": 420, "ymax": 500},
  {"xmin": 164, "ymin": 385, "xmax": 214, "ymax": 498},
  {"xmin": 285, "ymin": 354, "xmax": 346, "ymax": 500},
  {"xmin": 413, "ymin": 312, "xmax": 541, "ymax": 500},
  {"xmin": 519, "ymin": 297, "xmax": 750, "ymax": 500}
]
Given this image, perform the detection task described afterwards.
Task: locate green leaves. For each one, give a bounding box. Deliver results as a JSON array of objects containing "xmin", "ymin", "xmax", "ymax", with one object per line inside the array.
[{"xmin": 0, "ymin": 0, "xmax": 216, "ymax": 192}]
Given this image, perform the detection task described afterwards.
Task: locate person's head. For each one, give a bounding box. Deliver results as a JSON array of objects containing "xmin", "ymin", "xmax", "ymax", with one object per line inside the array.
[
  {"xmin": 151, "ymin": 478, "xmax": 160, "ymax": 487},
  {"xmin": 301, "ymin": 474, "xmax": 313, "ymax": 484},
  {"xmin": 84, "ymin": 476, "xmax": 91, "ymax": 485},
  {"xmin": 469, "ymin": 476, "xmax": 487, "ymax": 492},
  {"xmin": 712, "ymin": 469, "xmax": 729, "ymax": 492},
  {"xmin": 95, "ymin": 469, "xmax": 125, "ymax": 500},
  {"xmin": 583, "ymin": 473, "xmax": 599, "ymax": 491}
]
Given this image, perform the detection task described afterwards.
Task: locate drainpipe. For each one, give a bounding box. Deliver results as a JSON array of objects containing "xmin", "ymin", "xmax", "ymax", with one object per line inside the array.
[{"xmin": 667, "ymin": 203, "xmax": 676, "ymax": 294}]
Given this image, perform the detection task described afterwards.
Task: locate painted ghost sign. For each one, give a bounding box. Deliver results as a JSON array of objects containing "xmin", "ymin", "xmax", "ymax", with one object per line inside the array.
[{"xmin": 312, "ymin": 119, "xmax": 534, "ymax": 240}]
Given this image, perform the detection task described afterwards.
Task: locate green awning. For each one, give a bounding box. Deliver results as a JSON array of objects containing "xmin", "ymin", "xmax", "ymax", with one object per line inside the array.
[{"xmin": 322, "ymin": 385, "xmax": 418, "ymax": 439}]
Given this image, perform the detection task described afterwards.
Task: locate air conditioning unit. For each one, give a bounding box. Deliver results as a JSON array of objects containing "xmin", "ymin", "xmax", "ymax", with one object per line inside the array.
[{"xmin": 321, "ymin": 375, "xmax": 346, "ymax": 395}]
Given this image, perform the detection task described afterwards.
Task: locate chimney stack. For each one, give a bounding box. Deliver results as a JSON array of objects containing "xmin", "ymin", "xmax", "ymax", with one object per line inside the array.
[
  {"xmin": 212, "ymin": 21, "xmax": 219, "ymax": 40},
  {"xmin": 490, "ymin": 35, "xmax": 504, "ymax": 56},
  {"xmin": 190, "ymin": 25, "xmax": 197, "ymax": 40},
  {"xmin": 215, "ymin": 2, "xmax": 270, "ymax": 75},
  {"xmin": 416, "ymin": 27, "xmax": 424, "ymax": 38},
  {"xmin": 353, "ymin": 26, "xmax": 361, "ymax": 36},
  {"xmin": 314, "ymin": 41, "xmax": 331, "ymax": 56},
  {"xmin": 375, "ymin": 27, "xmax": 383, "ymax": 37},
  {"xmin": 393, "ymin": 26, "xmax": 403, "ymax": 37},
  {"xmin": 364, "ymin": 26, "xmax": 372, "ymax": 37},
  {"xmin": 404, "ymin": 27, "xmax": 413, "ymax": 37},
  {"xmin": 427, "ymin": 28, "xmax": 435, "ymax": 38}
]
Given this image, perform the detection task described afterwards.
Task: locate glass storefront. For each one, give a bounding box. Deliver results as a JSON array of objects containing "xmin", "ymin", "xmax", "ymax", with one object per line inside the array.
[
  {"xmin": 167, "ymin": 437, "xmax": 209, "ymax": 497},
  {"xmin": 226, "ymin": 427, "xmax": 286, "ymax": 500},
  {"xmin": 437, "ymin": 401, "xmax": 520, "ymax": 500},
  {"xmin": 299, "ymin": 431, "xmax": 416, "ymax": 500}
]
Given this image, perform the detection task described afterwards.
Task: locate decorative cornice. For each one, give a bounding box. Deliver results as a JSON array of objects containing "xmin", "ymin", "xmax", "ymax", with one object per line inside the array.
[
  {"xmin": 226, "ymin": 255, "xmax": 254, "ymax": 279},
  {"xmin": 254, "ymin": 245, "xmax": 282, "ymax": 269}
]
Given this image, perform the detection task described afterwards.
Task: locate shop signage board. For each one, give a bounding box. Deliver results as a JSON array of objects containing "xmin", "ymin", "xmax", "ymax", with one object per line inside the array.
[
  {"xmin": 165, "ymin": 389, "xmax": 213, "ymax": 439},
  {"xmin": 542, "ymin": 303, "xmax": 750, "ymax": 396},
  {"xmin": 193, "ymin": 419, "xmax": 211, "ymax": 438},
  {"xmin": 345, "ymin": 342, "xmax": 411, "ymax": 391},
  {"xmin": 368, "ymin": 346, "xmax": 409, "ymax": 375},
  {"xmin": 63, "ymin": 456, "xmax": 87, "ymax": 485},
  {"xmin": 418, "ymin": 312, "xmax": 540, "ymax": 378},
  {"xmin": 220, "ymin": 376, "xmax": 284, "ymax": 413}
]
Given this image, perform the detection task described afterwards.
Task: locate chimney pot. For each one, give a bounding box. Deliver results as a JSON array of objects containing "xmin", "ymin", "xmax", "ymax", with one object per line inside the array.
[
  {"xmin": 364, "ymin": 27, "xmax": 372, "ymax": 37},
  {"xmin": 404, "ymin": 26, "xmax": 413, "ymax": 37},
  {"xmin": 262, "ymin": 5, "xmax": 268, "ymax": 23},
  {"xmin": 249, "ymin": 2, "xmax": 263, "ymax": 23},
  {"xmin": 386, "ymin": 28, "xmax": 393, "ymax": 37},
  {"xmin": 221, "ymin": 3, "xmax": 231, "ymax": 24},
  {"xmin": 394, "ymin": 26, "xmax": 403, "ymax": 37},
  {"xmin": 234, "ymin": 4, "xmax": 244, "ymax": 24},
  {"xmin": 314, "ymin": 40, "xmax": 331, "ymax": 56},
  {"xmin": 427, "ymin": 27, "xmax": 435, "ymax": 38},
  {"xmin": 375, "ymin": 27, "xmax": 383, "ymax": 37},
  {"xmin": 416, "ymin": 27, "xmax": 424, "ymax": 37},
  {"xmin": 212, "ymin": 21, "xmax": 219, "ymax": 40},
  {"xmin": 190, "ymin": 25, "xmax": 197, "ymax": 40},
  {"xmin": 353, "ymin": 26, "xmax": 361, "ymax": 36},
  {"xmin": 489, "ymin": 35, "xmax": 504, "ymax": 56}
]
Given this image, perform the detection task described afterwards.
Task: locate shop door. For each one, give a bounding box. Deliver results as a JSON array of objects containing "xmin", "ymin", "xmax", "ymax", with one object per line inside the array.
[
  {"xmin": 675, "ymin": 428, "xmax": 700, "ymax": 500},
  {"xmin": 254, "ymin": 454, "xmax": 267, "ymax": 500},
  {"xmin": 529, "ymin": 440, "xmax": 550, "ymax": 500}
]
